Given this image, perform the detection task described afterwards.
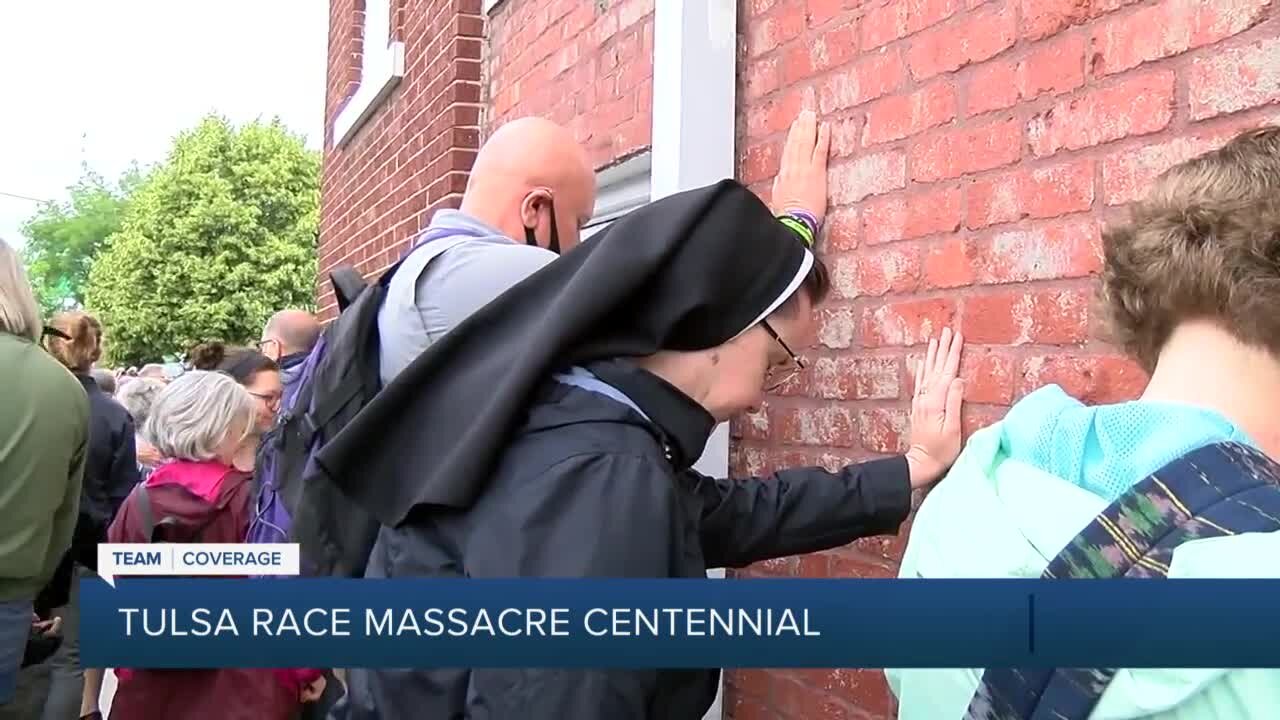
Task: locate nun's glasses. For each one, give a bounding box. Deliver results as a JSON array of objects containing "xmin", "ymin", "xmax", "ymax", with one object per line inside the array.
[{"xmin": 761, "ymin": 319, "xmax": 804, "ymax": 392}]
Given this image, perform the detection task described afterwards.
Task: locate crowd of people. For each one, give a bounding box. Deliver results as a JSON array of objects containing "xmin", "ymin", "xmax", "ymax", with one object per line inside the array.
[{"xmin": 0, "ymin": 108, "xmax": 1277, "ymax": 720}]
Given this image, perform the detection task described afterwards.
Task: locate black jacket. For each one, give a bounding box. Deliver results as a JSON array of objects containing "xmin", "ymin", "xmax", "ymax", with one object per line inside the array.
[
  {"xmin": 333, "ymin": 360, "xmax": 911, "ymax": 720},
  {"xmin": 70, "ymin": 373, "xmax": 139, "ymax": 568},
  {"xmin": 317, "ymin": 181, "xmax": 815, "ymax": 527}
]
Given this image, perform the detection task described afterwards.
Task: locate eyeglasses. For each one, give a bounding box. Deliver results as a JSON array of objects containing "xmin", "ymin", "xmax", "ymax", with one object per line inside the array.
[
  {"xmin": 254, "ymin": 338, "xmax": 279, "ymax": 354},
  {"xmin": 761, "ymin": 319, "xmax": 804, "ymax": 392},
  {"xmin": 247, "ymin": 390, "xmax": 282, "ymax": 411}
]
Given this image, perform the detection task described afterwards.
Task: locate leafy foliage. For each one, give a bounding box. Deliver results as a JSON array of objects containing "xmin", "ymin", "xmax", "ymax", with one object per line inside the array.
[
  {"xmin": 21, "ymin": 168, "xmax": 141, "ymax": 315},
  {"xmin": 85, "ymin": 115, "xmax": 319, "ymax": 366}
]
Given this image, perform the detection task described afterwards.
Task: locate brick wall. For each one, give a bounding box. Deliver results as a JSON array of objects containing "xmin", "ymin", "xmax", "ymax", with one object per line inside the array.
[
  {"xmin": 318, "ymin": 0, "xmax": 485, "ymax": 320},
  {"xmin": 485, "ymin": 0, "xmax": 654, "ymax": 166},
  {"xmin": 324, "ymin": 0, "xmax": 1280, "ymax": 717},
  {"xmin": 731, "ymin": 1, "xmax": 1280, "ymax": 718}
]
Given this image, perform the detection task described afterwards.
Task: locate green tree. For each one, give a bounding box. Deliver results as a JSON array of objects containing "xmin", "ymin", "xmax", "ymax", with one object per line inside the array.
[
  {"xmin": 85, "ymin": 115, "xmax": 319, "ymax": 365},
  {"xmin": 21, "ymin": 168, "xmax": 141, "ymax": 314}
]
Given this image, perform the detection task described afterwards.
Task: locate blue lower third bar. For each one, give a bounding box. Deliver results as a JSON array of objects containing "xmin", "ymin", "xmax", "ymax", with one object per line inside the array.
[{"xmin": 79, "ymin": 578, "xmax": 1280, "ymax": 669}]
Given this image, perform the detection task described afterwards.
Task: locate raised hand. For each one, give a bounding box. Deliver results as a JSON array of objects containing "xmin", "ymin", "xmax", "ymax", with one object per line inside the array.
[
  {"xmin": 905, "ymin": 328, "xmax": 965, "ymax": 489},
  {"xmin": 771, "ymin": 110, "xmax": 832, "ymax": 225}
]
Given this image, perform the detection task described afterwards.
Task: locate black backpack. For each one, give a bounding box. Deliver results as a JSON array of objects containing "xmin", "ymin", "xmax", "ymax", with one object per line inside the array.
[{"xmin": 247, "ymin": 261, "xmax": 392, "ymax": 578}]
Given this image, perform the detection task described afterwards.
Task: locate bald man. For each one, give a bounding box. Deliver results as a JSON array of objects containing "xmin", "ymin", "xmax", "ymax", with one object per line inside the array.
[
  {"xmin": 260, "ymin": 308, "xmax": 323, "ymax": 399},
  {"xmin": 378, "ymin": 116, "xmax": 597, "ymax": 383}
]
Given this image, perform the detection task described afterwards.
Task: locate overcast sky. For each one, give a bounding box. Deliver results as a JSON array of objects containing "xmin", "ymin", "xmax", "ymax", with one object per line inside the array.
[{"xmin": 0, "ymin": 1, "xmax": 328, "ymax": 248}]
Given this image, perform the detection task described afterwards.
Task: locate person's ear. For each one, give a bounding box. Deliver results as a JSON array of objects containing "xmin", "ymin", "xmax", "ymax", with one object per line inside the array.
[{"xmin": 519, "ymin": 190, "xmax": 551, "ymax": 230}]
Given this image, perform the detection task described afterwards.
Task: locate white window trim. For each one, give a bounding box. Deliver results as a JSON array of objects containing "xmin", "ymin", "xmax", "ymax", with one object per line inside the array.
[
  {"xmin": 583, "ymin": 152, "xmax": 652, "ymax": 240},
  {"xmin": 333, "ymin": 0, "xmax": 406, "ymax": 148},
  {"xmin": 482, "ymin": 0, "xmax": 505, "ymax": 13},
  {"xmin": 652, "ymin": 4, "xmax": 737, "ymax": 720}
]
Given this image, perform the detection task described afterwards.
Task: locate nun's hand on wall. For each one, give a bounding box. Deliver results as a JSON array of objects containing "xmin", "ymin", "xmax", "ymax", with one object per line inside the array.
[
  {"xmin": 905, "ymin": 328, "xmax": 965, "ymax": 489},
  {"xmin": 771, "ymin": 110, "xmax": 831, "ymax": 225}
]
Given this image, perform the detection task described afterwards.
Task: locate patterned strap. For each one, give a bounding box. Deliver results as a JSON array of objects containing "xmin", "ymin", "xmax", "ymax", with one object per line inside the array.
[{"xmin": 965, "ymin": 442, "xmax": 1280, "ymax": 720}]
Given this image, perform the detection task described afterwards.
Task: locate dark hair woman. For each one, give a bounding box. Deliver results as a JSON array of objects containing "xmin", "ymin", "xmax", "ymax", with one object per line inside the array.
[{"xmin": 188, "ymin": 342, "xmax": 282, "ymax": 434}]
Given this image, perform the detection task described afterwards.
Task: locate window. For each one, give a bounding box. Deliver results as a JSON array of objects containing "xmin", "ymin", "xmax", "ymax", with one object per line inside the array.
[
  {"xmin": 332, "ymin": 0, "xmax": 406, "ymax": 147},
  {"xmin": 582, "ymin": 152, "xmax": 652, "ymax": 241}
]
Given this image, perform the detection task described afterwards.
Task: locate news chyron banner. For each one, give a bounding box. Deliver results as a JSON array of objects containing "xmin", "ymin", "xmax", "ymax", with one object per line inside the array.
[{"xmin": 80, "ymin": 546, "xmax": 1280, "ymax": 670}]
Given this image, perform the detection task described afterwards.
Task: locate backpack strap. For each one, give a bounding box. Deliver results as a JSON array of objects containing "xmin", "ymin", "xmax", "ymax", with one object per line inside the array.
[
  {"xmin": 965, "ymin": 442, "xmax": 1280, "ymax": 720},
  {"xmin": 133, "ymin": 485, "xmax": 180, "ymax": 543}
]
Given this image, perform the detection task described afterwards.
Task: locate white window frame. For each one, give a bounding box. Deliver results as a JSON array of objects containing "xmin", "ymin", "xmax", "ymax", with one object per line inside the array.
[
  {"xmin": 582, "ymin": 153, "xmax": 652, "ymax": 240},
  {"xmin": 652, "ymin": 4, "xmax": 737, "ymax": 720},
  {"xmin": 332, "ymin": 0, "xmax": 406, "ymax": 148}
]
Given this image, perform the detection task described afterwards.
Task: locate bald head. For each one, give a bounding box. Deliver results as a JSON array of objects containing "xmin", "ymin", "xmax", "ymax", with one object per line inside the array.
[
  {"xmin": 461, "ymin": 117, "xmax": 596, "ymax": 253},
  {"xmin": 262, "ymin": 309, "xmax": 320, "ymax": 359}
]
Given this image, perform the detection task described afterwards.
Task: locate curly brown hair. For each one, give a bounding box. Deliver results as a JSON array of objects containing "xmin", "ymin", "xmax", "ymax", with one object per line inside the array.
[{"xmin": 1099, "ymin": 126, "xmax": 1280, "ymax": 372}]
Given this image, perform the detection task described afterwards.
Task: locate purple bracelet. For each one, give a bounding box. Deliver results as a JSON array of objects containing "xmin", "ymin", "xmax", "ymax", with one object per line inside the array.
[{"xmin": 786, "ymin": 209, "xmax": 820, "ymax": 237}]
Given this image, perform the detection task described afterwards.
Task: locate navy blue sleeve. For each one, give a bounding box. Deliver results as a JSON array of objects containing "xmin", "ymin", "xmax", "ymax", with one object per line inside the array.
[{"xmin": 691, "ymin": 455, "xmax": 913, "ymax": 569}]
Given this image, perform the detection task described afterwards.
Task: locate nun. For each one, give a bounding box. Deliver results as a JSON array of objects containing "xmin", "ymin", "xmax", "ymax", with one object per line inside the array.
[{"xmin": 317, "ymin": 179, "xmax": 965, "ymax": 719}]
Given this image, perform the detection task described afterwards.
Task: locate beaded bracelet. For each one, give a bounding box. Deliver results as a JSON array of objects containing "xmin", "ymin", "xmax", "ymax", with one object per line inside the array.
[{"xmin": 778, "ymin": 214, "xmax": 816, "ymax": 248}]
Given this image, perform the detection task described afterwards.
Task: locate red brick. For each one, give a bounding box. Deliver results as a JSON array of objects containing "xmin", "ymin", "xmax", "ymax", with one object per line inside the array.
[
  {"xmin": 812, "ymin": 23, "xmax": 861, "ymax": 73},
  {"xmin": 828, "ymin": 115, "xmax": 863, "ymax": 159},
  {"xmin": 748, "ymin": 8, "xmax": 807, "ymax": 57},
  {"xmin": 1021, "ymin": 0, "xmax": 1137, "ymax": 41},
  {"xmin": 807, "ymin": 0, "xmax": 847, "ymax": 26},
  {"xmin": 966, "ymin": 158, "xmax": 1095, "ymax": 229},
  {"xmin": 962, "ymin": 405, "xmax": 1008, "ymax": 439},
  {"xmin": 1091, "ymin": 0, "xmax": 1270, "ymax": 77},
  {"xmin": 905, "ymin": 2, "xmax": 1017, "ymax": 80},
  {"xmin": 810, "ymin": 356, "xmax": 902, "ymax": 400},
  {"xmin": 862, "ymin": 0, "xmax": 965, "ymax": 50},
  {"xmin": 1021, "ymin": 32, "xmax": 1087, "ymax": 99},
  {"xmin": 860, "ymin": 297, "xmax": 959, "ymax": 347},
  {"xmin": 863, "ymin": 81, "xmax": 957, "ymax": 145},
  {"xmin": 747, "ymin": 86, "xmax": 810, "ymax": 139},
  {"xmin": 817, "ymin": 50, "xmax": 906, "ymax": 114},
  {"xmin": 910, "ymin": 118, "xmax": 1022, "ymax": 182},
  {"xmin": 830, "ymin": 151, "xmax": 907, "ymax": 204},
  {"xmin": 740, "ymin": 142, "xmax": 781, "ymax": 186},
  {"xmin": 922, "ymin": 236, "xmax": 977, "ymax": 289},
  {"xmin": 863, "ymin": 186, "xmax": 962, "ymax": 245},
  {"xmin": 744, "ymin": 56, "xmax": 783, "ymax": 101},
  {"xmin": 832, "ymin": 244, "xmax": 921, "ymax": 299},
  {"xmin": 1018, "ymin": 354, "xmax": 1149, "ymax": 404},
  {"xmin": 778, "ymin": 406, "xmax": 858, "ymax": 447},
  {"xmin": 974, "ymin": 217, "xmax": 1102, "ymax": 284},
  {"xmin": 958, "ymin": 350, "xmax": 1016, "ymax": 405},
  {"xmin": 1188, "ymin": 36, "xmax": 1280, "ymax": 120},
  {"xmin": 727, "ymin": 689, "xmax": 772, "ymax": 720},
  {"xmin": 859, "ymin": 407, "xmax": 910, "ymax": 453},
  {"xmin": 963, "ymin": 287, "xmax": 1091, "ymax": 346},
  {"xmin": 774, "ymin": 676, "xmax": 853, "ymax": 720},
  {"xmin": 1028, "ymin": 71, "xmax": 1175, "ymax": 157},
  {"xmin": 821, "ymin": 207, "xmax": 860, "ymax": 252},
  {"xmin": 967, "ymin": 59, "xmax": 1020, "ymax": 116},
  {"xmin": 1101, "ymin": 129, "xmax": 1233, "ymax": 205}
]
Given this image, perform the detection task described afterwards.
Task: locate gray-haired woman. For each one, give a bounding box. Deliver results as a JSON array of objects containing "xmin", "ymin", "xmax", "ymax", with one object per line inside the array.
[
  {"xmin": 106, "ymin": 370, "xmax": 322, "ymax": 719},
  {"xmin": 114, "ymin": 378, "xmax": 167, "ymax": 480}
]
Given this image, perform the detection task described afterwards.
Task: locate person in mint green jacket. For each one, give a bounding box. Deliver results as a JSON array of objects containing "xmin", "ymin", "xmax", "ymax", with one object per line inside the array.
[
  {"xmin": 888, "ymin": 126, "xmax": 1280, "ymax": 719},
  {"xmin": 0, "ymin": 239, "xmax": 88, "ymax": 705}
]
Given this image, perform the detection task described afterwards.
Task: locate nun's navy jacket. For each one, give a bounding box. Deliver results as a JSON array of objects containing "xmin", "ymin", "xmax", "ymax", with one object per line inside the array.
[{"xmin": 334, "ymin": 360, "xmax": 912, "ymax": 720}]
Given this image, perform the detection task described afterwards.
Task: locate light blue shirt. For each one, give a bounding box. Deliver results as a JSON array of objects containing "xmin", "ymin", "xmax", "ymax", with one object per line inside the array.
[{"xmin": 378, "ymin": 210, "xmax": 556, "ymax": 384}]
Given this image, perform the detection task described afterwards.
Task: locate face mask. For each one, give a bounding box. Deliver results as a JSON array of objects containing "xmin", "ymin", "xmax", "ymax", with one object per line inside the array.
[{"xmin": 523, "ymin": 196, "xmax": 561, "ymax": 254}]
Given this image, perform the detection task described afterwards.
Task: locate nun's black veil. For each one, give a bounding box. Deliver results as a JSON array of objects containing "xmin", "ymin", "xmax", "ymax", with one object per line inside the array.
[{"xmin": 316, "ymin": 179, "xmax": 814, "ymax": 527}]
